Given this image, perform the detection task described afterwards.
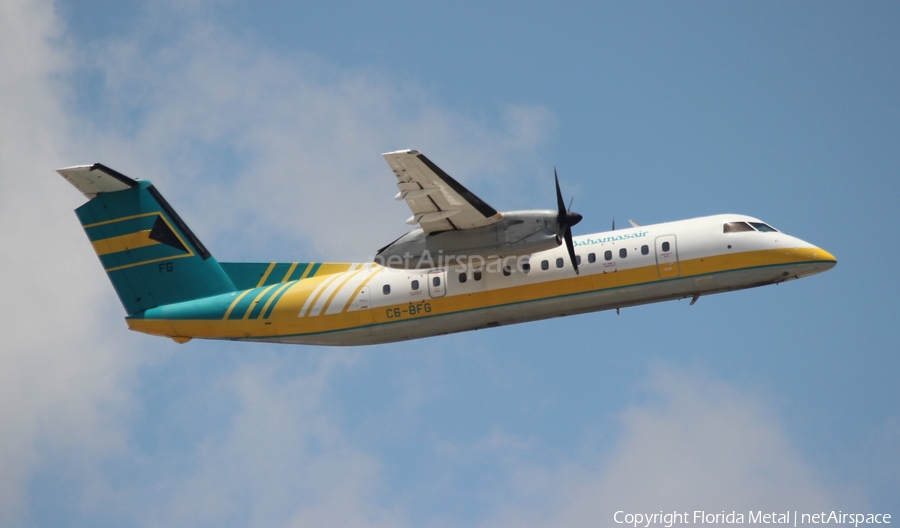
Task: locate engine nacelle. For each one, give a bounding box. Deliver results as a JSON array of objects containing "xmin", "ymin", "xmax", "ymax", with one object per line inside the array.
[{"xmin": 375, "ymin": 210, "xmax": 561, "ymax": 269}]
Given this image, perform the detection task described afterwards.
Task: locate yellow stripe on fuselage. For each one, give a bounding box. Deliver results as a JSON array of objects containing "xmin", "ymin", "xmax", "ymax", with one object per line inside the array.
[
  {"xmin": 341, "ymin": 267, "xmax": 384, "ymax": 313},
  {"xmin": 281, "ymin": 262, "xmax": 299, "ymax": 282},
  {"xmin": 313, "ymin": 263, "xmax": 355, "ymax": 276},
  {"xmin": 243, "ymin": 284, "xmax": 280, "ymax": 320},
  {"xmin": 257, "ymin": 262, "xmax": 277, "ymax": 287},
  {"xmin": 222, "ymin": 289, "xmax": 253, "ymax": 320},
  {"xmin": 301, "ymin": 273, "xmax": 345, "ymax": 318},
  {"xmin": 258, "ymin": 281, "xmax": 294, "ymax": 319},
  {"xmin": 128, "ymin": 247, "xmax": 834, "ymax": 340},
  {"xmin": 320, "ymin": 269, "xmax": 365, "ymax": 316}
]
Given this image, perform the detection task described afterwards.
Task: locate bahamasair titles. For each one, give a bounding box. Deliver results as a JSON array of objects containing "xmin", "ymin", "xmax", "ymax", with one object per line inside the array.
[{"xmin": 58, "ymin": 150, "xmax": 836, "ymax": 346}]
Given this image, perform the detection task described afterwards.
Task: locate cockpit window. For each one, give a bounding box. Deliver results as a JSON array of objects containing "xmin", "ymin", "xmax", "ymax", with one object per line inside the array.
[
  {"xmin": 723, "ymin": 221, "xmax": 754, "ymax": 233},
  {"xmin": 749, "ymin": 222, "xmax": 778, "ymax": 232}
]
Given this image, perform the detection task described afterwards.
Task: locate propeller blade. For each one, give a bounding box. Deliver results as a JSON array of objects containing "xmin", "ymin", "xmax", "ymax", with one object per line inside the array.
[
  {"xmin": 564, "ymin": 227, "xmax": 579, "ymax": 275},
  {"xmin": 554, "ymin": 168, "xmax": 566, "ymax": 216},
  {"xmin": 612, "ymin": 215, "xmax": 616, "ymax": 231}
]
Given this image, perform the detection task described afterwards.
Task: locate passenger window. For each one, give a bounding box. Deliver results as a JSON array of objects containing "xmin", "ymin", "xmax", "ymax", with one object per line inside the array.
[
  {"xmin": 433, "ymin": 276, "xmax": 441, "ymax": 287},
  {"xmin": 641, "ymin": 245, "xmax": 649, "ymax": 255},
  {"xmin": 411, "ymin": 280, "xmax": 419, "ymax": 290},
  {"xmin": 724, "ymin": 221, "xmax": 754, "ymax": 233},
  {"xmin": 588, "ymin": 253, "xmax": 596, "ymax": 263},
  {"xmin": 474, "ymin": 271, "xmax": 482, "ymax": 281},
  {"xmin": 662, "ymin": 241, "xmax": 670, "ymax": 252},
  {"xmin": 556, "ymin": 257, "xmax": 564, "ymax": 269},
  {"xmin": 575, "ymin": 255, "xmax": 582, "ymax": 266},
  {"xmin": 522, "ymin": 262, "xmax": 531, "ymax": 273},
  {"xmin": 541, "ymin": 260, "xmax": 549, "ymax": 271},
  {"xmin": 459, "ymin": 272, "xmax": 467, "ymax": 283},
  {"xmin": 502, "ymin": 266, "xmax": 511, "ymax": 277},
  {"xmin": 382, "ymin": 284, "xmax": 390, "ymax": 295},
  {"xmin": 605, "ymin": 250, "xmax": 612, "ymax": 261},
  {"xmin": 619, "ymin": 248, "xmax": 627, "ymax": 258}
]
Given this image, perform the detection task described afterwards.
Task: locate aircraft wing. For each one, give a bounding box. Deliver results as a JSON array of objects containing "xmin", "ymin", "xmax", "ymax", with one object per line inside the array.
[{"xmin": 382, "ymin": 150, "xmax": 502, "ymax": 234}]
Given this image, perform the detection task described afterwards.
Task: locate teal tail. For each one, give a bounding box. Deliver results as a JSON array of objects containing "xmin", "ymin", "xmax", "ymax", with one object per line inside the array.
[{"xmin": 58, "ymin": 163, "xmax": 236, "ymax": 316}]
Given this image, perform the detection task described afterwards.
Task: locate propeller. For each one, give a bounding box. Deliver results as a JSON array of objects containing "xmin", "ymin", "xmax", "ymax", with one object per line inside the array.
[{"xmin": 554, "ymin": 168, "xmax": 583, "ymax": 275}]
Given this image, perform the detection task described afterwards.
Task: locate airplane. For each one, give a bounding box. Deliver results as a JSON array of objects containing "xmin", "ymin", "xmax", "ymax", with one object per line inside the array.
[{"xmin": 57, "ymin": 149, "xmax": 836, "ymax": 346}]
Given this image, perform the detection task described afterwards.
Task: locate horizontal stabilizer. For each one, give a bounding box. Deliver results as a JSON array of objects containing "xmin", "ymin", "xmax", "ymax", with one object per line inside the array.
[{"xmin": 56, "ymin": 163, "xmax": 138, "ymax": 199}]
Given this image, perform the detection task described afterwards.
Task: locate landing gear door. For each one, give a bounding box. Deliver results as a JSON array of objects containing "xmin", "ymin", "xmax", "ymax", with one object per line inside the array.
[
  {"xmin": 428, "ymin": 270, "xmax": 446, "ymax": 298},
  {"xmin": 655, "ymin": 235, "xmax": 680, "ymax": 279}
]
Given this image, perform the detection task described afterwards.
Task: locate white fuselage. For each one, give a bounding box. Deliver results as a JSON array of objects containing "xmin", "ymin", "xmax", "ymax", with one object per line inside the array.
[{"xmin": 233, "ymin": 214, "xmax": 835, "ymax": 346}]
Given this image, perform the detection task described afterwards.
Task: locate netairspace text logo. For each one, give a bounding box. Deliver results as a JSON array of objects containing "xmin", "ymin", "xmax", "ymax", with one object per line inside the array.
[{"xmin": 613, "ymin": 510, "xmax": 892, "ymax": 527}]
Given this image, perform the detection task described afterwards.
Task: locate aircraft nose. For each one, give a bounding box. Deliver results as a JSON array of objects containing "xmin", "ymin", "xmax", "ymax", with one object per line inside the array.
[{"xmin": 816, "ymin": 248, "xmax": 837, "ymax": 268}]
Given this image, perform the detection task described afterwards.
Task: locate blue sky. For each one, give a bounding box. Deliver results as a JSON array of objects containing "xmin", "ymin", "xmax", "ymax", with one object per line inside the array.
[{"xmin": 2, "ymin": 1, "xmax": 898, "ymax": 526}]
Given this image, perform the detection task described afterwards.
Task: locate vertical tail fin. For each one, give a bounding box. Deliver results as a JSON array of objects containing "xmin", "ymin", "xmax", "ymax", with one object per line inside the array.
[{"xmin": 58, "ymin": 164, "xmax": 235, "ymax": 315}]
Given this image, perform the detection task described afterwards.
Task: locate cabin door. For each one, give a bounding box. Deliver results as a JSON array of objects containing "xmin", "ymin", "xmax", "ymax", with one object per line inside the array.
[{"xmin": 655, "ymin": 235, "xmax": 680, "ymax": 279}]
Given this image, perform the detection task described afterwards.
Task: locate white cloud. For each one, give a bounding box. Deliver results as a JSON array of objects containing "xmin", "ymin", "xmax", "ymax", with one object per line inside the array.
[
  {"xmin": 5, "ymin": 2, "xmax": 862, "ymax": 526},
  {"xmin": 0, "ymin": 0, "xmax": 555, "ymax": 524},
  {"xmin": 0, "ymin": 0, "xmax": 146, "ymax": 524},
  {"xmin": 78, "ymin": 20, "xmax": 556, "ymax": 262},
  {"xmin": 120, "ymin": 355, "xmax": 408, "ymax": 528},
  {"xmin": 478, "ymin": 364, "xmax": 854, "ymax": 527}
]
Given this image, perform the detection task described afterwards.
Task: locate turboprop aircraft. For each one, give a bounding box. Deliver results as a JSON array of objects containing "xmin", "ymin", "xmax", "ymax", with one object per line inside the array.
[{"xmin": 58, "ymin": 149, "xmax": 836, "ymax": 346}]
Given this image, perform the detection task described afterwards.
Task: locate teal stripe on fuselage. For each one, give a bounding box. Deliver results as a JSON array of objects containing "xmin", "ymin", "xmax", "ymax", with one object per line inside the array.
[
  {"xmin": 286, "ymin": 263, "xmax": 309, "ymax": 282},
  {"xmin": 130, "ymin": 290, "xmax": 237, "ymax": 320},
  {"xmin": 263, "ymin": 263, "xmax": 293, "ymax": 286},
  {"xmin": 226, "ymin": 285, "xmax": 269, "ymax": 320},
  {"xmin": 129, "ymin": 278, "xmax": 297, "ymax": 321},
  {"xmin": 307, "ymin": 262, "xmax": 322, "ymax": 277},
  {"xmin": 247, "ymin": 285, "xmax": 281, "ymax": 319},
  {"xmin": 220, "ymin": 262, "xmax": 314, "ymax": 289},
  {"xmin": 262, "ymin": 281, "xmax": 297, "ymax": 319}
]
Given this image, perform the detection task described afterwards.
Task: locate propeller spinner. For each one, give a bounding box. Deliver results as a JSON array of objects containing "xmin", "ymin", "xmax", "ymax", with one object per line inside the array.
[{"xmin": 554, "ymin": 168, "xmax": 583, "ymax": 275}]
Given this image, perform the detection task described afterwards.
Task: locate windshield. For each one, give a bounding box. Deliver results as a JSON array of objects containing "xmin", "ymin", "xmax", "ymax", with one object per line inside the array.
[
  {"xmin": 723, "ymin": 221, "xmax": 754, "ymax": 233},
  {"xmin": 724, "ymin": 221, "xmax": 780, "ymax": 233},
  {"xmin": 749, "ymin": 222, "xmax": 778, "ymax": 232}
]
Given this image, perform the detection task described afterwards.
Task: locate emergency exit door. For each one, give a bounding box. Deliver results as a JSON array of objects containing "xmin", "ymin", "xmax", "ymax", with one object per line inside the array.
[
  {"xmin": 428, "ymin": 270, "xmax": 446, "ymax": 298},
  {"xmin": 655, "ymin": 235, "xmax": 680, "ymax": 279}
]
